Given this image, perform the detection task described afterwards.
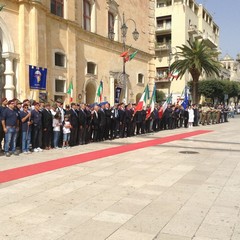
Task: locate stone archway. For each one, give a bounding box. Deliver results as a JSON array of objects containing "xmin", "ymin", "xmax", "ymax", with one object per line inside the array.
[
  {"xmin": 85, "ymin": 80, "xmax": 97, "ymax": 104},
  {"xmin": 0, "ymin": 17, "xmax": 16, "ymax": 99}
]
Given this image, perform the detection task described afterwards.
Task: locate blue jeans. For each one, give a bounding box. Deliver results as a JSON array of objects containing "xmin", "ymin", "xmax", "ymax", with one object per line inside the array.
[
  {"xmin": 4, "ymin": 126, "xmax": 17, "ymax": 153},
  {"xmin": 22, "ymin": 130, "xmax": 31, "ymax": 152},
  {"xmin": 53, "ymin": 131, "xmax": 60, "ymax": 148}
]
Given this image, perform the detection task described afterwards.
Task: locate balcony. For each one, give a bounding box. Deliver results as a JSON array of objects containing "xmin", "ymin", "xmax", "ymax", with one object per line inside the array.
[
  {"xmin": 194, "ymin": 30, "xmax": 203, "ymax": 40},
  {"xmin": 203, "ymin": 33, "xmax": 218, "ymax": 48},
  {"xmin": 188, "ymin": 25, "xmax": 198, "ymax": 35},
  {"xmin": 155, "ymin": 42, "xmax": 171, "ymax": 52},
  {"xmin": 155, "ymin": 26, "xmax": 171, "ymax": 35},
  {"xmin": 155, "ymin": 74, "xmax": 171, "ymax": 83}
]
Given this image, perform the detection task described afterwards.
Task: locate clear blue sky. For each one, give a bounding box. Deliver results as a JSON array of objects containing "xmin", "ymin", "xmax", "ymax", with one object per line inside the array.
[{"xmin": 198, "ymin": 0, "xmax": 240, "ymax": 59}]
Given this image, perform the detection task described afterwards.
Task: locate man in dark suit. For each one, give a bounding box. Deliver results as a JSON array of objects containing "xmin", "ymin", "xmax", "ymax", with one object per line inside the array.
[
  {"xmin": 69, "ymin": 103, "xmax": 79, "ymax": 146},
  {"xmin": 104, "ymin": 103, "xmax": 111, "ymax": 140},
  {"xmin": 98, "ymin": 103, "xmax": 106, "ymax": 141},
  {"xmin": 125, "ymin": 104, "xmax": 132, "ymax": 137},
  {"xmin": 118, "ymin": 103, "xmax": 126, "ymax": 138},
  {"xmin": 78, "ymin": 103, "xmax": 87, "ymax": 145},
  {"xmin": 42, "ymin": 102, "xmax": 53, "ymax": 149}
]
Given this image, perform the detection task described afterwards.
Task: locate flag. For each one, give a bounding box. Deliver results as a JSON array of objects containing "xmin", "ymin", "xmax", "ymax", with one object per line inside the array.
[
  {"xmin": 134, "ymin": 85, "xmax": 150, "ymax": 113},
  {"xmin": 158, "ymin": 94, "xmax": 172, "ymax": 119},
  {"xmin": 177, "ymin": 87, "xmax": 185, "ymax": 105},
  {"xmin": 120, "ymin": 50, "xmax": 129, "ymax": 57},
  {"xmin": 129, "ymin": 51, "xmax": 138, "ymax": 61},
  {"xmin": 96, "ymin": 80, "xmax": 103, "ymax": 102},
  {"xmin": 146, "ymin": 85, "xmax": 156, "ymax": 120},
  {"xmin": 181, "ymin": 86, "xmax": 189, "ymax": 109},
  {"xmin": 115, "ymin": 87, "xmax": 122, "ymax": 104},
  {"xmin": 168, "ymin": 70, "xmax": 179, "ymax": 81},
  {"xmin": 124, "ymin": 54, "xmax": 130, "ymax": 62},
  {"xmin": 67, "ymin": 82, "xmax": 73, "ymax": 102},
  {"xmin": 29, "ymin": 65, "xmax": 47, "ymax": 90}
]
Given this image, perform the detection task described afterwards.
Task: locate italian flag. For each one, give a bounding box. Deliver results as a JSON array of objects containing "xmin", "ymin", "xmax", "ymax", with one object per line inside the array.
[
  {"xmin": 96, "ymin": 80, "xmax": 103, "ymax": 102},
  {"xmin": 168, "ymin": 70, "xmax": 179, "ymax": 81},
  {"xmin": 146, "ymin": 85, "xmax": 156, "ymax": 120},
  {"xmin": 134, "ymin": 84, "xmax": 150, "ymax": 113},
  {"xmin": 158, "ymin": 94, "xmax": 172, "ymax": 119},
  {"xmin": 67, "ymin": 82, "xmax": 73, "ymax": 102},
  {"xmin": 129, "ymin": 50, "xmax": 138, "ymax": 61}
]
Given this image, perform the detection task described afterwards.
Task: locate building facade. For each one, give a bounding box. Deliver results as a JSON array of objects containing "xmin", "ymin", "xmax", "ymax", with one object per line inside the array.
[
  {"xmin": 0, "ymin": 0, "xmax": 155, "ymax": 105},
  {"xmin": 220, "ymin": 54, "xmax": 240, "ymax": 82},
  {"xmin": 154, "ymin": 0, "xmax": 219, "ymax": 103}
]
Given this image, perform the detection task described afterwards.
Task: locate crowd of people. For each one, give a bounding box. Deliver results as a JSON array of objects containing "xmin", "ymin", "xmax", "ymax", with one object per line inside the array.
[{"xmin": 0, "ymin": 97, "xmax": 231, "ymax": 157}]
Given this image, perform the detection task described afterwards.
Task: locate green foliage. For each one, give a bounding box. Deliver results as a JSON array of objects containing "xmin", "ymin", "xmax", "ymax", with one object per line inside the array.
[
  {"xmin": 156, "ymin": 90, "xmax": 166, "ymax": 103},
  {"xmin": 170, "ymin": 39, "xmax": 222, "ymax": 104},
  {"xmin": 198, "ymin": 79, "xmax": 240, "ymax": 102}
]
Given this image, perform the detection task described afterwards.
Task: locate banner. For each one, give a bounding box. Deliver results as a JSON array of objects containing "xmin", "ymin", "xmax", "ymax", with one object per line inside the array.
[
  {"xmin": 115, "ymin": 87, "xmax": 122, "ymax": 104},
  {"xmin": 29, "ymin": 65, "xmax": 47, "ymax": 90}
]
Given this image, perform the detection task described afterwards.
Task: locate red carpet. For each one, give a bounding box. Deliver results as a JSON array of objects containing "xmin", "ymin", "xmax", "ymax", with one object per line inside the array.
[{"xmin": 0, "ymin": 130, "xmax": 211, "ymax": 183}]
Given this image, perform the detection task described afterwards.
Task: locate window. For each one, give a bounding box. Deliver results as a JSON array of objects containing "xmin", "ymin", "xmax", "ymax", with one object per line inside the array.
[
  {"xmin": 156, "ymin": 1, "xmax": 164, "ymax": 8},
  {"xmin": 83, "ymin": 0, "xmax": 91, "ymax": 31},
  {"xmin": 157, "ymin": 19, "xmax": 164, "ymax": 29},
  {"xmin": 156, "ymin": 67, "xmax": 168, "ymax": 80},
  {"xmin": 166, "ymin": 19, "xmax": 171, "ymax": 29},
  {"xmin": 55, "ymin": 52, "xmax": 66, "ymax": 67},
  {"xmin": 108, "ymin": 12, "xmax": 115, "ymax": 34},
  {"xmin": 55, "ymin": 79, "xmax": 65, "ymax": 93},
  {"xmin": 87, "ymin": 62, "xmax": 96, "ymax": 75},
  {"xmin": 51, "ymin": 0, "xmax": 64, "ymax": 17},
  {"xmin": 138, "ymin": 74, "xmax": 144, "ymax": 84}
]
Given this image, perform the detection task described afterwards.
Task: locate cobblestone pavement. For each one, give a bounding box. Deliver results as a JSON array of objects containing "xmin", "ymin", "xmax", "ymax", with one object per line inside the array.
[{"xmin": 0, "ymin": 116, "xmax": 240, "ymax": 240}]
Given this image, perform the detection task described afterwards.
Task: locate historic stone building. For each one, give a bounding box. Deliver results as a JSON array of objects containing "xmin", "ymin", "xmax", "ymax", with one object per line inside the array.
[
  {"xmin": 0, "ymin": 0, "xmax": 155, "ymax": 105},
  {"xmin": 220, "ymin": 54, "xmax": 240, "ymax": 82},
  {"xmin": 154, "ymin": 0, "xmax": 220, "ymax": 103}
]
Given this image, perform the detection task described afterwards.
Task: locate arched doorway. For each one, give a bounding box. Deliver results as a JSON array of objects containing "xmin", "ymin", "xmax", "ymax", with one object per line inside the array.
[
  {"xmin": 85, "ymin": 81, "xmax": 96, "ymax": 104},
  {"xmin": 0, "ymin": 17, "xmax": 16, "ymax": 99}
]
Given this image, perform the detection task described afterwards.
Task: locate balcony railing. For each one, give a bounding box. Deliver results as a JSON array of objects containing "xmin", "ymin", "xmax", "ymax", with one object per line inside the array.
[
  {"xmin": 188, "ymin": 24, "xmax": 198, "ymax": 35},
  {"xmin": 203, "ymin": 33, "xmax": 217, "ymax": 48},
  {"xmin": 156, "ymin": 25, "xmax": 171, "ymax": 34},
  {"xmin": 155, "ymin": 42, "xmax": 171, "ymax": 51},
  {"xmin": 155, "ymin": 74, "xmax": 170, "ymax": 82}
]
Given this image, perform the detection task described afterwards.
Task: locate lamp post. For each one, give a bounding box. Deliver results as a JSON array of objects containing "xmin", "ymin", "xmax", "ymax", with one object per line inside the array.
[{"xmin": 108, "ymin": 13, "xmax": 139, "ymax": 101}]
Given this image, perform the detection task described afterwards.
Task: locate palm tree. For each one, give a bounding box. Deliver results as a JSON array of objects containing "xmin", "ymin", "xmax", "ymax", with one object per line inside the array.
[{"xmin": 170, "ymin": 39, "xmax": 221, "ymax": 104}]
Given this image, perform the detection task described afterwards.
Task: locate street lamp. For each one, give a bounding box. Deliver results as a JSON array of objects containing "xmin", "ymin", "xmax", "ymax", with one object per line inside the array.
[{"xmin": 109, "ymin": 13, "xmax": 139, "ymax": 99}]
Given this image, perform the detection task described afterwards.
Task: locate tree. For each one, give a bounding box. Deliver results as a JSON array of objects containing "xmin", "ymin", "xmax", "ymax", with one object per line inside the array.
[
  {"xmin": 170, "ymin": 40, "xmax": 221, "ymax": 104},
  {"xmin": 198, "ymin": 79, "xmax": 224, "ymax": 103},
  {"xmin": 155, "ymin": 90, "xmax": 166, "ymax": 103}
]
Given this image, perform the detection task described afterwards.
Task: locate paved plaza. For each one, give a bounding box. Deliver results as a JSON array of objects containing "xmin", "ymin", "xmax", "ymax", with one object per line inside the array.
[{"xmin": 0, "ymin": 116, "xmax": 240, "ymax": 240}]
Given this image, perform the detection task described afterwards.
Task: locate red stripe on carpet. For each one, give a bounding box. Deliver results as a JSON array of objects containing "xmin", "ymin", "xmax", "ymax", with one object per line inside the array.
[{"xmin": 0, "ymin": 130, "xmax": 211, "ymax": 183}]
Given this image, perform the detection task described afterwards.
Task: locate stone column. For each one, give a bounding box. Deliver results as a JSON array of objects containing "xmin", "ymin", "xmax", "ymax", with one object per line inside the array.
[{"xmin": 3, "ymin": 52, "xmax": 17, "ymax": 100}]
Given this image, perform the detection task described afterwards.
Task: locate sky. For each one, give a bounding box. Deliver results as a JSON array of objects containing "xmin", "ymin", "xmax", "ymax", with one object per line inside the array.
[{"xmin": 197, "ymin": 0, "xmax": 240, "ymax": 59}]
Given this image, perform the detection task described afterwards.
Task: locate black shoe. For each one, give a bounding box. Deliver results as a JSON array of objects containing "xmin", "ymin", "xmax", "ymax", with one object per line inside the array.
[
  {"xmin": 5, "ymin": 152, "xmax": 11, "ymax": 157},
  {"xmin": 13, "ymin": 151, "xmax": 19, "ymax": 156}
]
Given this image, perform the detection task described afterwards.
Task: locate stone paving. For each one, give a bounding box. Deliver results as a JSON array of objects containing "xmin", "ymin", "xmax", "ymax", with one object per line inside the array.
[{"xmin": 0, "ymin": 116, "xmax": 240, "ymax": 240}]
